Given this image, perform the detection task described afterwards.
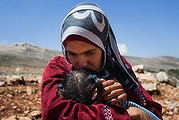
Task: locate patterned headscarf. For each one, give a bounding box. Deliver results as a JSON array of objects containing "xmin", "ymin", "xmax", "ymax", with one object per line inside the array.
[{"xmin": 60, "ymin": 2, "xmax": 141, "ymax": 93}]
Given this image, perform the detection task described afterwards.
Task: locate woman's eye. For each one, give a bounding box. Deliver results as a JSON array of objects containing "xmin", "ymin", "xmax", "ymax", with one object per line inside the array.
[
  {"xmin": 86, "ymin": 52, "xmax": 95, "ymax": 56},
  {"xmin": 68, "ymin": 52, "xmax": 76, "ymax": 57}
]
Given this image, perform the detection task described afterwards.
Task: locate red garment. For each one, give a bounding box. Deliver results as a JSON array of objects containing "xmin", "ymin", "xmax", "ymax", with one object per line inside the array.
[{"xmin": 41, "ymin": 56, "xmax": 162, "ymax": 120}]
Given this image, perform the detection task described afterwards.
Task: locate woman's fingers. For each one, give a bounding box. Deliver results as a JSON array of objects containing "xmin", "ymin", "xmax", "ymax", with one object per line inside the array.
[
  {"xmin": 101, "ymin": 79, "xmax": 127, "ymax": 102},
  {"xmin": 102, "ymin": 79, "xmax": 116, "ymax": 87},
  {"xmin": 110, "ymin": 92, "xmax": 127, "ymax": 102},
  {"xmin": 102, "ymin": 80, "xmax": 121, "ymax": 95}
]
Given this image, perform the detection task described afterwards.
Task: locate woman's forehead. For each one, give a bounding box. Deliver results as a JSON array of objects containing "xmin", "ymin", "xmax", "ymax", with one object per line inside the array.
[
  {"xmin": 63, "ymin": 35, "xmax": 98, "ymax": 47},
  {"xmin": 66, "ymin": 40, "xmax": 99, "ymax": 52}
]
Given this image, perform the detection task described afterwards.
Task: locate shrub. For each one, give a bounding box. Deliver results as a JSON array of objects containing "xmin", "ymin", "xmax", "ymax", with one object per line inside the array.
[{"xmin": 167, "ymin": 69, "xmax": 179, "ymax": 79}]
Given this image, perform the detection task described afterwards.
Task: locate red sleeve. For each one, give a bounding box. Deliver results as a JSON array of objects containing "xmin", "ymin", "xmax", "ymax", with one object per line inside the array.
[
  {"xmin": 122, "ymin": 56, "xmax": 163, "ymax": 120},
  {"xmin": 41, "ymin": 56, "xmax": 131, "ymax": 120}
]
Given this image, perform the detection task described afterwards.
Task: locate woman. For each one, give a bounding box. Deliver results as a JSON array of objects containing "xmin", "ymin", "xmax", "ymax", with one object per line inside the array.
[{"xmin": 41, "ymin": 2, "xmax": 162, "ymax": 120}]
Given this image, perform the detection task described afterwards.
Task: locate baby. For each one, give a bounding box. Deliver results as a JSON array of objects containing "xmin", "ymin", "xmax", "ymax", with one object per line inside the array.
[{"xmin": 56, "ymin": 69, "xmax": 103, "ymax": 105}]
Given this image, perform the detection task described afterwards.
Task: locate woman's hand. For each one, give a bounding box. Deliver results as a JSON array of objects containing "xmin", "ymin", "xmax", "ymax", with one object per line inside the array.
[
  {"xmin": 94, "ymin": 79, "xmax": 152, "ymax": 120},
  {"xmin": 127, "ymin": 107, "xmax": 152, "ymax": 120},
  {"xmin": 100, "ymin": 79, "xmax": 127, "ymax": 103}
]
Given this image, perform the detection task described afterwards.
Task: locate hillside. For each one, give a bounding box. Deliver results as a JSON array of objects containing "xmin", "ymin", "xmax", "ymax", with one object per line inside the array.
[
  {"xmin": 0, "ymin": 43, "xmax": 179, "ymax": 75},
  {"xmin": 125, "ymin": 56, "xmax": 179, "ymax": 72},
  {"xmin": 0, "ymin": 43, "xmax": 62, "ymax": 75}
]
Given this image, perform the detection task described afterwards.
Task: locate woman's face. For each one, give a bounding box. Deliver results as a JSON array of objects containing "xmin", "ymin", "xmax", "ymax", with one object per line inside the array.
[{"xmin": 66, "ymin": 40, "xmax": 103, "ymax": 71}]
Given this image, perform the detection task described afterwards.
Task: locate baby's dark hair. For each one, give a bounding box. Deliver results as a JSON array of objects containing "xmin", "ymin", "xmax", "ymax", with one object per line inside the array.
[{"xmin": 57, "ymin": 69, "xmax": 103, "ymax": 105}]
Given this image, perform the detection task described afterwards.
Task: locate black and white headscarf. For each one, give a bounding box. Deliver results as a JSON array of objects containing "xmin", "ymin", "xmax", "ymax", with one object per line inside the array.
[{"xmin": 60, "ymin": 3, "xmax": 143, "ymax": 98}]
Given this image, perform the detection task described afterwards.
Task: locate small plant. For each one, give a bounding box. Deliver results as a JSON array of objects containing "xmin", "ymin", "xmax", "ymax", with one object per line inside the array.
[
  {"xmin": 145, "ymin": 68, "xmax": 158, "ymax": 73},
  {"xmin": 167, "ymin": 69, "xmax": 179, "ymax": 79},
  {"xmin": 159, "ymin": 69, "xmax": 165, "ymax": 72},
  {"xmin": 4, "ymin": 88, "xmax": 15, "ymax": 96}
]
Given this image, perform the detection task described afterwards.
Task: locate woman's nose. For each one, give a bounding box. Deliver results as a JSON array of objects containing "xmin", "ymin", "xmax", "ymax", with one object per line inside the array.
[{"xmin": 76, "ymin": 56, "xmax": 88, "ymax": 68}]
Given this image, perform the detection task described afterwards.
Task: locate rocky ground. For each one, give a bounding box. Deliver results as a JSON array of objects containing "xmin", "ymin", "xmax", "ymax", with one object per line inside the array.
[
  {"xmin": 152, "ymin": 83, "xmax": 179, "ymax": 120},
  {"xmin": 0, "ymin": 75, "xmax": 41, "ymax": 120},
  {"xmin": 0, "ymin": 75, "xmax": 178, "ymax": 120}
]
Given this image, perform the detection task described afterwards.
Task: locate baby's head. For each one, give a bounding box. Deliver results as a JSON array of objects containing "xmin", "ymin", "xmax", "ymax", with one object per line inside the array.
[{"xmin": 57, "ymin": 69, "xmax": 103, "ymax": 105}]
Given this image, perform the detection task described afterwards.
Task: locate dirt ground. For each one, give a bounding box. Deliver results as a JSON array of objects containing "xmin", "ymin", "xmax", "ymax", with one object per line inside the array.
[
  {"xmin": 0, "ymin": 81, "xmax": 41, "ymax": 120},
  {"xmin": 0, "ymin": 80, "xmax": 179, "ymax": 120},
  {"xmin": 152, "ymin": 83, "xmax": 179, "ymax": 120}
]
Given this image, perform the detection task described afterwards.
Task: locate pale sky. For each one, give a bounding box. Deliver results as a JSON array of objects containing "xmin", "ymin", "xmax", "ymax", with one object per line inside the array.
[{"xmin": 0, "ymin": 0, "xmax": 179, "ymax": 58}]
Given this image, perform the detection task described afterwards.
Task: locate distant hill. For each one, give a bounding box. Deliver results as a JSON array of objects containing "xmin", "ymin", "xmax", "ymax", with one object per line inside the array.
[
  {"xmin": 0, "ymin": 43, "xmax": 179, "ymax": 75},
  {"xmin": 0, "ymin": 43, "xmax": 61, "ymax": 75},
  {"xmin": 125, "ymin": 56, "xmax": 179, "ymax": 72}
]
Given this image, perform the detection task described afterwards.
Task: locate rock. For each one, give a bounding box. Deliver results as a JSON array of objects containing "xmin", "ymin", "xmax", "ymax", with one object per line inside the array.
[
  {"xmin": 0, "ymin": 106, "xmax": 6, "ymax": 111},
  {"xmin": 0, "ymin": 81, "xmax": 5, "ymax": 87},
  {"xmin": 141, "ymin": 82, "xmax": 158, "ymax": 92},
  {"xmin": 138, "ymin": 72, "xmax": 157, "ymax": 82},
  {"xmin": 156, "ymin": 71, "xmax": 169, "ymax": 83},
  {"xmin": 28, "ymin": 110, "xmax": 41, "ymax": 119},
  {"xmin": 168, "ymin": 77, "xmax": 179, "ymax": 88},
  {"xmin": 132, "ymin": 65, "xmax": 144, "ymax": 74},
  {"xmin": 26, "ymin": 86, "xmax": 33, "ymax": 95},
  {"xmin": 134, "ymin": 70, "xmax": 163, "ymax": 95},
  {"xmin": 18, "ymin": 116, "xmax": 31, "ymax": 120},
  {"xmin": 174, "ymin": 107, "xmax": 179, "ymax": 114},
  {"xmin": 7, "ymin": 93, "xmax": 14, "ymax": 98},
  {"xmin": 1, "ymin": 116, "xmax": 17, "ymax": 120},
  {"xmin": 26, "ymin": 75, "xmax": 42, "ymax": 83},
  {"xmin": 5, "ymin": 75, "xmax": 26, "ymax": 86}
]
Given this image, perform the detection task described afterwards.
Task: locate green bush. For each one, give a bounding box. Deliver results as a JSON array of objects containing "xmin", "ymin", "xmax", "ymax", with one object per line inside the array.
[
  {"xmin": 167, "ymin": 69, "xmax": 179, "ymax": 79},
  {"xmin": 145, "ymin": 68, "xmax": 158, "ymax": 73},
  {"xmin": 159, "ymin": 69, "xmax": 165, "ymax": 72}
]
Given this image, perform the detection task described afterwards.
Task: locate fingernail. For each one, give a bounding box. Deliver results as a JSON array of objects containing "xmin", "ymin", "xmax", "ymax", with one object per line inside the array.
[{"xmin": 104, "ymin": 87, "xmax": 108, "ymax": 90}]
